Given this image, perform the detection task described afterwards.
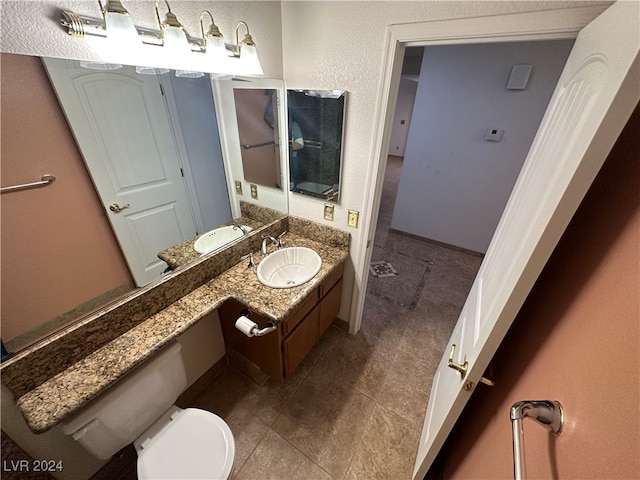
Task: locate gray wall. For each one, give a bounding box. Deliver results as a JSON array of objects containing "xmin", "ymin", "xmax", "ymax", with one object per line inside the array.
[
  {"xmin": 167, "ymin": 75, "xmax": 232, "ymax": 233},
  {"xmin": 388, "ymin": 77, "xmax": 419, "ymax": 156},
  {"xmin": 391, "ymin": 40, "xmax": 574, "ymax": 253}
]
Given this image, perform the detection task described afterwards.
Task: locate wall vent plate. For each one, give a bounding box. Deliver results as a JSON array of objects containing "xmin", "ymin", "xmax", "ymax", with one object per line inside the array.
[
  {"xmin": 235, "ymin": 180, "xmax": 243, "ymax": 195},
  {"xmin": 250, "ymin": 184, "xmax": 258, "ymax": 199},
  {"xmin": 324, "ymin": 203, "xmax": 334, "ymax": 221}
]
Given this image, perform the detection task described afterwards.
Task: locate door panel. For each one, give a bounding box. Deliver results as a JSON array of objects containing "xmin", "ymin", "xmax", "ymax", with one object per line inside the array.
[
  {"xmin": 44, "ymin": 59, "xmax": 197, "ymax": 286},
  {"xmin": 414, "ymin": 2, "xmax": 640, "ymax": 477}
]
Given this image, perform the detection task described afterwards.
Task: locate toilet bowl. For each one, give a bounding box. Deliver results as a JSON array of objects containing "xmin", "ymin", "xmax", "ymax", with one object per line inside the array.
[{"xmin": 60, "ymin": 343, "xmax": 235, "ymax": 479}]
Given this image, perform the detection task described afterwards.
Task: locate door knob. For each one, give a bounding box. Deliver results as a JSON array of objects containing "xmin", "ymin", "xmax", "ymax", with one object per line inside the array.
[
  {"xmin": 447, "ymin": 344, "xmax": 468, "ymax": 378},
  {"xmin": 109, "ymin": 203, "xmax": 130, "ymax": 213}
]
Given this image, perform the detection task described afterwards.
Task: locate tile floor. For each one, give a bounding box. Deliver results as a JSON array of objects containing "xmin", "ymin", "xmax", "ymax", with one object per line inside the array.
[{"xmin": 93, "ymin": 156, "xmax": 482, "ymax": 479}]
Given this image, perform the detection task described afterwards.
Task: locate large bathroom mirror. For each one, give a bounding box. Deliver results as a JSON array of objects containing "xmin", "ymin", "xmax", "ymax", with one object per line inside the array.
[
  {"xmin": 0, "ymin": 53, "xmax": 287, "ymax": 355},
  {"xmin": 287, "ymin": 90, "xmax": 346, "ymax": 202}
]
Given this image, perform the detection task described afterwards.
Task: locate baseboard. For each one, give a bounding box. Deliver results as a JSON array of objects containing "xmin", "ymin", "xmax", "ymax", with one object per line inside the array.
[{"xmin": 388, "ymin": 228, "xmax": 485, "ymax": 257}]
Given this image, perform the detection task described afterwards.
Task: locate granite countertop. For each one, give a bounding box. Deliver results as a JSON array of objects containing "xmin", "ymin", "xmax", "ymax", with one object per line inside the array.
[
  {"xmin": 16, "ymin": 233, "xmax": 348, "ymax": 434},
  {"xmin": 157, "ymin": 215, "xmax": 265, "ymax": 269}
]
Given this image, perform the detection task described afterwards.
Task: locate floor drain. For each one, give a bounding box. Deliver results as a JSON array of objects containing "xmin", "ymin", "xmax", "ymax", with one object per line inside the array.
[{"xmin": 369, "ymin": 261, "xmax": 397, "ymax": 278}]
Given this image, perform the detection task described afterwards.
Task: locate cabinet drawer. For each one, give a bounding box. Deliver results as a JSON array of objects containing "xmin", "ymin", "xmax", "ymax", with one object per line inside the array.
[
  {"xmin": 320, "ymin": 261, "xmax": 345, "ymax": 298},
  {"xmin": 282, "ymin": 288, "xmax": 318, "ymax": 336},
  {"xmin": 283, "ymin": 308, "xmax": 319, "ymax": 377},
  {"xmin": 318, "ymin": 278, "xmax": 342, "ymax": 338}
]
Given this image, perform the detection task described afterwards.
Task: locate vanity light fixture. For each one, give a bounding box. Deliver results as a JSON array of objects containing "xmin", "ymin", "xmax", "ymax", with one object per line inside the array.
[
  {"xmin": 59, "ymin": 0, "xmax": 264, "ymax": 77},
  {"xmin": 200, "ymin": 11, "xmax": 228, "ymax": 66},
  {"xmin": 233, "ymin": 22, "xmax": 263, "ymax": 76}
]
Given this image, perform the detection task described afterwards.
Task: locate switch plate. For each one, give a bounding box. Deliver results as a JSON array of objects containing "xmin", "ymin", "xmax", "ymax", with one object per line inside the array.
[
  {"xmin": 250, "ymin": 184, "xmax": 258, "ymax": 199},
  {"xmin": 323, "ymin": 203, "xmax": 334, "ymax": 221},
  {"xmin": 348, "ymin": 210, "xmax": 359, "ymax": 228},
  {"xmin": 235, "ymin": 180, "xmax": 243, "ymax": 195}
]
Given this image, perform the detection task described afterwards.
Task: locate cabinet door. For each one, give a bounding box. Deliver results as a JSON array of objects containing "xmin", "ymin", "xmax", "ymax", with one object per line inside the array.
[
  {"xmin": 318, "ymin": 279, "xmax": 342, "ymax": 338},
  {"xmin": 283, "ymin": 308, "xmax": 319, "ymax": 378}
]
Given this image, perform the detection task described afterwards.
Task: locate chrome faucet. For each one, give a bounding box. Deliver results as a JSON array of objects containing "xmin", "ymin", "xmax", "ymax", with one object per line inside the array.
[
  {"xmin": 261, "ymin": 235, "xmax": 278, "ymax": 255},
  {"xmin": 233, "ymin": 224, "xmax": 248, "ymax": 235},
  {"xmin": 277, "ymin": 231, "xmax": 288, "ymax": 248}
]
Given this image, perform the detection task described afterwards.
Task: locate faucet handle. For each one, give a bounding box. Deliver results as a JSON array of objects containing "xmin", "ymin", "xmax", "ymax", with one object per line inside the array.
[
  {"xmin": 277, "ymin": 231, "xmax": 287, "ymax": 248},
  {"xmin": 241, "ymin": 253, "xmax": 255, "ymax": 268}
]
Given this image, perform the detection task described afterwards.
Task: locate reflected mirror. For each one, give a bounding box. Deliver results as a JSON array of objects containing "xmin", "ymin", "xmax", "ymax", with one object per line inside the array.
[
  {"xmin": 0, "ymin": 53, "xmax": 287, "ymax": 355},
  {"xmin": 287, "ymin": 90, "xmax": 346, "ymax": 202},
  {"xmin": 234, "ymin": 88, "xmax": 282, "ymax": 189}
]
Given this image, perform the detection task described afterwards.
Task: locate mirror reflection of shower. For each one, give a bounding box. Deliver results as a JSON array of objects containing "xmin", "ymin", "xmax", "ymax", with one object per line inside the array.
[{"xmin": 287, "ymin": 90, "xmax": 346, "ymax": 203}]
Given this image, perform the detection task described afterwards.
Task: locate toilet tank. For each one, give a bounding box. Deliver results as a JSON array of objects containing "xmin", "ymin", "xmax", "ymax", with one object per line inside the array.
[{"xmin": 59, "ymin": 342, "xmax": 187, "ymax": 460}]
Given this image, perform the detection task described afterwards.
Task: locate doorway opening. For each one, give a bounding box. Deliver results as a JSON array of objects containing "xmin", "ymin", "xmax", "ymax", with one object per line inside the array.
[{"xmin": 364, "ymin": 38, "xmax": 575, "ymax": 334}]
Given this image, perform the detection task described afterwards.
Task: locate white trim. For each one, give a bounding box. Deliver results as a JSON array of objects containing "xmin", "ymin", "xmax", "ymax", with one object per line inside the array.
[{"xmin": 350, "ymin": 4, "xmax": 610, "ymax": 335}]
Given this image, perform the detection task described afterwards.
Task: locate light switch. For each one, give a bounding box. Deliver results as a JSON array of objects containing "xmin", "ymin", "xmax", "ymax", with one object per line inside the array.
[
  {"xmin": 250, "ymin": 184, "xmax": 258, "ymax": 199},
  {"xmin": 235, "ymin": 180, "xmax": 243, "ymax": 195},
  {"xmin": 348, "ymin": 210, "xmax": 359, "ymax": 228}
]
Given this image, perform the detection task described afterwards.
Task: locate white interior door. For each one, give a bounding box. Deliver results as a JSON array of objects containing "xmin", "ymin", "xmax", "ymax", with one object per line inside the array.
[
  {"xmin": 414, "ymin": 2, "xmax": 640, "ymax": 478},
  {"xmin": 44, "ymin": 59, "xmax": 197, "ymax": 287}
]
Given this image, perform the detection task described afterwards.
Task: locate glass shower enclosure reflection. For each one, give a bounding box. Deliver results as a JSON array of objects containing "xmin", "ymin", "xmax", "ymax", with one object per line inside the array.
[{"xmin": 287, "ymin": 90, "xmax": 346, "ymax": 202}]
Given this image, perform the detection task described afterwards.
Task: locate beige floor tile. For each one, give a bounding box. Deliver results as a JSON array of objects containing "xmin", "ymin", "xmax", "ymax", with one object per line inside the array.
[
  {"xmin": 345, "ymin": 404, "xmax": 419, "ymax": 480},
  {"xmin": 374, "ymin": 347, "xmax": 439, "ymax": 428},
  {"xmin": 273, "ymin": 366, "xmax": 376, "ymax": 479},
  {"xmin": 222, "ymin": 408, "xmax": 271, "ymax": 472},
  {"xmin": 313, "ymin": 327, "xmax": 395, "ymax": 398},
  {"xmin": 190, "ymin": 367, "xmax": 294, "ymax": 426},
  {"xmin": 234, "ymin": 429, "xmax": 332, "ymax": 480}
]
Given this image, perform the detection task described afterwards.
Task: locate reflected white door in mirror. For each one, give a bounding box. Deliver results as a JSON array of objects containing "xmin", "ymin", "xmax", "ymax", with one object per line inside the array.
[{"xmin": 45, "ymin": 58, "xmax": 218, "ymax": 286}]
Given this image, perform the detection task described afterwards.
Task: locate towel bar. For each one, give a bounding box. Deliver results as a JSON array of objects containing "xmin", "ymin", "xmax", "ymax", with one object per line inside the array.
[
  {"xmin": 1, "ymin": 174, "xmax": 56, "ymax": 194},
  {"xmin": 510, "ymin": 400, "xmax": 564, "ymax": 480}
]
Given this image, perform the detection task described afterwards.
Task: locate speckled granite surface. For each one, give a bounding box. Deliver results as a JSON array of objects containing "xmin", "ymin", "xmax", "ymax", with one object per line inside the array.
[
  {"xmin": 1, "ymin": 216, "xmax": 286, "ymax": 398},
  {"xmin": 12, "ymin": 226, "xmax": 349, "ymax": 434},
  {"xmin": 157, "ymin": 216, "xmax": 263, "ymax": 269},
  {"xmin": 158, "ymin": 202, "xmax": 286, "ymax": 269}
]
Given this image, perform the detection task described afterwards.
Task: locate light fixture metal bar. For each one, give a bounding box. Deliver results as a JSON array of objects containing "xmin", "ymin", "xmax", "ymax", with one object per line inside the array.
[{"xmin": 59, "ymin": 7, "xmax": 262, "ymax": 75}]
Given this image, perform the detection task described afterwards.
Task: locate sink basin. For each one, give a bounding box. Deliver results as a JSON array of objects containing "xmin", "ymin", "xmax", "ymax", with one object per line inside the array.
[
  {"xmin": 257, "ymin": 247, "xmax": 322, "ymax": 288},
  {"xmin": 194, "ymin": 225, "xmax": 252, "ymax": 254}
]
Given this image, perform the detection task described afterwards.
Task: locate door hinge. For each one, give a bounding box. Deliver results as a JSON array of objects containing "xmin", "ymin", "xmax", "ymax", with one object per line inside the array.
[
  {"xmin": 180, "ymin": 168, "xmax": 184, "ymax": 177},
  {"xmin": 159, "ymin": 83, "xmax": 165, "ymax": 96}
]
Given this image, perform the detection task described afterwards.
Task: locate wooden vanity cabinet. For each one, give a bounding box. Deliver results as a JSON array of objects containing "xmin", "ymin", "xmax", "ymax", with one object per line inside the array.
[{"xmin": 219, "ymin": 262, "xmax": 344, "ymax": 382}]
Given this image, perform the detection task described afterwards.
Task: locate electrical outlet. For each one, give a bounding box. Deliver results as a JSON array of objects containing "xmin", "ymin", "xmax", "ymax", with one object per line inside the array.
[
  {"xmin": 323, "ymin": 203, "xmax": 334, "ymax": 221},
  {"xmin": 235, "ymin": 180, "xmax": 243, "ymax": 195},
  {"xmin": 250, "ymin": 184, "xmax": 258, "ymax": 199},
  {"xmin": 347, "ymin": 210, "xmax": 359, "ymax": 228}
]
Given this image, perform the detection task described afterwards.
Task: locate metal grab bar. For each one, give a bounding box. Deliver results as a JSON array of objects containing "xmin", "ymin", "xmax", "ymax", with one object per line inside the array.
[
  {"xmin": 289, "ymin": 139, "xmax": 323, "ymax": 149},
  {"xmin": 510, "ymin": 400, "xmax": 564, "ymax": 480},
  {"xmin": 241, "ymin": 140, "xmax": 276, "ymax": 150},
  {"xmin": 1, "ymin": 174, "xmax": 56, "ymax": 194}
]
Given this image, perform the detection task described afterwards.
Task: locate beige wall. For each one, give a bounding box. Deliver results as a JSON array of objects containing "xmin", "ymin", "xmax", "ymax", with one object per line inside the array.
[
  {"xmin": 439, "ymin": 103, "xmax": 639, "ymax": 479},
  {"xmin": 0, "ymin": 53, "xmax": 132, "ymax": 341}
]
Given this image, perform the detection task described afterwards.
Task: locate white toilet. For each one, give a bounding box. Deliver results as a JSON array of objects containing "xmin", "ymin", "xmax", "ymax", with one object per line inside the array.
[{"xmin": 60, "ymin": 343, "xmax": 235, "ymax": 479}]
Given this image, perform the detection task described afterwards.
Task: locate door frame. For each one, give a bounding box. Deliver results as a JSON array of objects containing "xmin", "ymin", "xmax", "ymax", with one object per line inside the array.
[{"xmin": 350, "ymin": 3, "xmax": 613, "ymax": 332}]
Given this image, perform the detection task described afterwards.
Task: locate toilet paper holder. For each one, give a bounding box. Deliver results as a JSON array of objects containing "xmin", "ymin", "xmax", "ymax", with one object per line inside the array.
[
  {"xmin": 236, "ymin": 309, "xmax": 277, "ymax": 337},
  {"xmin": 248, "ymin": 321, "xmax": 277, "ymax": 337}
]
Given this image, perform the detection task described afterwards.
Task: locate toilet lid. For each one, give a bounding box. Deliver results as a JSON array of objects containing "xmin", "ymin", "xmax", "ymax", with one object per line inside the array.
[{"xmin": 137, "ymin": 408, "xmax": 235, "ymax": 479}]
